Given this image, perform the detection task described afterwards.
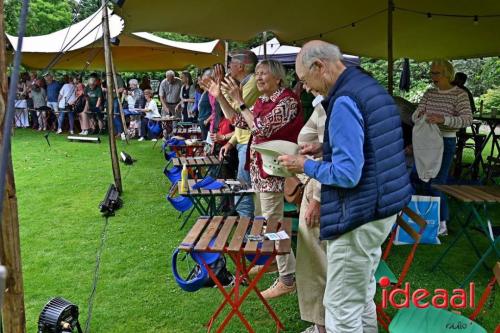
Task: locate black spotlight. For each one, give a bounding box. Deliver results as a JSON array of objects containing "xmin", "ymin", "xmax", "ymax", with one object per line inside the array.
[
  {"xmin": 110, "ymin": 37, "xmax": 120, "ymax": 46},
  {"xmin": 99, "ymin": 184, "xmax": 122, "ymax": 216},
  {"xmin": 110, "ymin": 0, "xmax": 125, "ymax": 8},
  {"xmin": 120, "ymin": 151, "xmax": 134, "ymax": 165},
  {"xmin": 38, "ymin": 297, "xmax": 83, "ymax": 333}
]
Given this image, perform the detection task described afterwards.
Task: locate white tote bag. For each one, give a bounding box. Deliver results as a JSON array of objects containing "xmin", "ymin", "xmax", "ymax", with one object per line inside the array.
[{"xmin": 412, "ymin": 115, "xmax": 443, "ymax": 182}]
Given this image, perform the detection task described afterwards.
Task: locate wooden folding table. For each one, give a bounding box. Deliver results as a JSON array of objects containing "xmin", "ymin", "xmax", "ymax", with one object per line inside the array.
[{"xmin": 178, "ymin": 216, "xmax": 291, "ymax": 332}]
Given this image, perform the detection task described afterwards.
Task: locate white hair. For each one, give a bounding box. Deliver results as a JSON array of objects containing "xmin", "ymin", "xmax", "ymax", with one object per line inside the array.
[
  {"xmin": 165, "ymin": 70, "xmax": 175, "ymax": 77},
  {"xmin": 129, "ymin": 79, "xmax": 138, "ymax": 86},
  {"xmin": 301, "ymin": 43, "xmax": 343, "ymax": 68}
]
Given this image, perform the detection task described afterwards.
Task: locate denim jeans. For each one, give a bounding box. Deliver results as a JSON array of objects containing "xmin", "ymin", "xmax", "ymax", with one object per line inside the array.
[
  {"xmin": 57, "ymin": 110, "xmax": 74, "ymax": 132},
  {"xmin": 235, "ymin": 144, "xmax": 254, "ymax": 218},
  {"xmin": 428, "ymin": 137, "xmax": 456, "ymax": 222}
]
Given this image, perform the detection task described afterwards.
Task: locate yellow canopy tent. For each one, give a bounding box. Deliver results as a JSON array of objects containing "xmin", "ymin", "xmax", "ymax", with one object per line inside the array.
[
  {"xmin": 6, "ymin": 11, "xmax": 225, "ymax": 71},
  {"xmin": 116, "ymin": 0, "xmax": 500, "ymax": 61}
]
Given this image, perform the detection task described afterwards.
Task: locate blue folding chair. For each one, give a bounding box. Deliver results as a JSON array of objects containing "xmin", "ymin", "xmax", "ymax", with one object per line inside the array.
[
  {"xmin": 164, "ymin": 165, "xmax": 182, "ymax": 184},
  {"xmin": 166, "ymin": 183, "xmax": 196, "ymax": 229}
]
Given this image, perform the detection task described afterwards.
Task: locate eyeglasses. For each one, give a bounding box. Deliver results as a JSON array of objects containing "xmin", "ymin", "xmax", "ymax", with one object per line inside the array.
[
  {"xmin": 429, "ymin": 71, "xmax": 442, "ymax": 76},
  {"xmin": 298, "ymin": 63, "xmax": 317, "ymax": 84}
]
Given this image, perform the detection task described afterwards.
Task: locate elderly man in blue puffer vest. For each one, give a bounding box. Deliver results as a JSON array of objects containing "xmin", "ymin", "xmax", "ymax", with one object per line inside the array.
[{"xmin": 279, "ymin": 40, "xmax": 412, "ymax": 333}]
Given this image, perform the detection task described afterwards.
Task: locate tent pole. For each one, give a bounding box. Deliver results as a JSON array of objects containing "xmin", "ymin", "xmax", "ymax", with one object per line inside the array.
[
  {"xmin": 0, "ymin": 0, "xmax": 27, "ymax": 331},
  {"xmin": 263, "ymin": 31, "xmax": 268, "ymax": 60},
  {"xmin": 387, "ymin": 0, "xmax": 394, "ymax": 95},
  {"xmin": 110, "ymin": 57, "xmax": 128, "ymax": 144},
  {"xmin": 101, "ymin": 2, "xmax": 123, "ymax": 193},
  {"xmin": 224, "ymin": 40, "xmax": 229, "ymax": 72}
]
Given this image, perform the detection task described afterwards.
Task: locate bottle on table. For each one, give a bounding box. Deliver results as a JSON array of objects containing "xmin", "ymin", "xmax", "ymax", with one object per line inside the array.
[{"xmin": 180, "ymin": 164, "xmax": 189, "ymax": 194}]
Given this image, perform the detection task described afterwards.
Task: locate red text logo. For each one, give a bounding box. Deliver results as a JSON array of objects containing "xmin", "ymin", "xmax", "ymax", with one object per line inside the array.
[{"xmin": 379, "ymin": 276, "xmax": 475, "ymax": 309}]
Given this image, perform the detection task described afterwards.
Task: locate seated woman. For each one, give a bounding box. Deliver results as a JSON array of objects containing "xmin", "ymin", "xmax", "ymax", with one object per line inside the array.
[{"xmin": 137, "ymin": 89, "xmax": 161, "ymax": 141}]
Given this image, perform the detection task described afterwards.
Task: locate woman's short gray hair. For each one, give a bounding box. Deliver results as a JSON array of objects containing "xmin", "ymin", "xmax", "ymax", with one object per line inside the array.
[
  {"xmin": 300, "ymin": 43, "xmax": 343, "ymax": 68},
  {"xmin": 256, "ymin": 60, "xmax": 287, "ymax": 87},
  {"xmin": 165, "ymin": 70, "xmax": 175, "ymax": 77},
  {"xmin": 431, "ymin": 59, "xmax": 455, "ymax": 82},
  {"xmin": 129, "ymin": 79, "xmax": 138, "ymax": 86}
]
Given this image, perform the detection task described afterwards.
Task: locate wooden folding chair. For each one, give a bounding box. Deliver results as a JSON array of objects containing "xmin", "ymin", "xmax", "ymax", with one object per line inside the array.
[
  {"xmin": 382, "ymin": 262, "xmax": 499, "ymax": 333},
  {"xmin": 375, "ymin": 206, "xmax": 427, "ymax": 288},
  {"xmin": 376, "ymin": 207, "xmax": 427, "ymax": 331}
]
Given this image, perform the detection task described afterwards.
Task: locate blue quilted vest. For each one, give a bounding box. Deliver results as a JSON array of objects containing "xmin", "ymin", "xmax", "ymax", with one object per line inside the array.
[{"xmin": 320, "ymin": 67, "xmax": 412, "ymax": 240}]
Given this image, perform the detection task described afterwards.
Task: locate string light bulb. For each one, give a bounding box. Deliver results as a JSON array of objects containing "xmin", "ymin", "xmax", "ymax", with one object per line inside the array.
[
  {"xmin": 427, "ymin": 13, "xmax": 432, "ymax": 20},
  {"xmin": 473, "ymin": 15, "xmax": 479, "ymax": 25},
  {"xmin": 351, "ymin": 22, "xmax": 356, "ymax": 27}
]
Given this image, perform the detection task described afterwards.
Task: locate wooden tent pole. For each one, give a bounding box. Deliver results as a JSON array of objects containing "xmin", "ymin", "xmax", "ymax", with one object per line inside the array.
[
  {"xmin": 110, "ymin": 57, "xmax": 128, "ymax": 144},
  {"xmin": 263, "ymin": 31, "xmax": 268, "ymax": 60},
  {"xmin": 387, "ymin": 0, "xmax": 394, "ymax": 95},
  {"xmin": 101, "ymin": 2, "xmax": 123, "ymax": 192},
  {"xmin": 0, "ymin": 0, "xmax": 27, "ymax": 331}
]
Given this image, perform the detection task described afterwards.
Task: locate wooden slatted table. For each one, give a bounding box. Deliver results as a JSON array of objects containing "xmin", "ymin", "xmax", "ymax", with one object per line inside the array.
[
  {"xmin": 431, "ymin": 185, "xmax": 500, "ymax": 286},
  {"xmin": 177, "ymin": 179, "xmax": 254, "ymax": 229},
  {"xmin": 169, "ymin": 142, "xmax": 206, "ymax": 158},
  {"xmin": 157, "ymin": 116, "xmax": 180, "ymax": 135},
  {"xmin": 172, "ymin": 127, "xmax": 202, "ymax": 139},
  {"xmin": 172, "ymin": 156, "xmax": 226, "ymax": 179},
  {"xmin": 179, "ymin": 216, "xmax": 292, "ymax": 332}
]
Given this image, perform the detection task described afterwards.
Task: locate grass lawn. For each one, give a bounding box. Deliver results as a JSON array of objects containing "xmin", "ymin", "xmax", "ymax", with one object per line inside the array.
[{"xmin": 10, "ymin": 129, "xmax": 499, "ymax": 332}]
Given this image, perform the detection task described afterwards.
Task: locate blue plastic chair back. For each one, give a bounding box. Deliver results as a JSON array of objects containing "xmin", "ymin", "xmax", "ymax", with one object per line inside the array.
[
  {"xmin": 167, "ymin": 194, "xmax": 193, "ymax": 213},
  {"xmin": 191, "ymin": 176, "xmax": 216, "ymax": 190},
  {"xmin": 164, "ymin": 166, "xmax": 182, "ymax": 184}
]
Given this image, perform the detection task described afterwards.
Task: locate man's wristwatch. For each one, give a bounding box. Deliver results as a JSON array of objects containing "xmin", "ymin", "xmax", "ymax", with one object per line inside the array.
[{"xmin": 239, "ymin": 103, "xmax": 248, "ymax": 111}]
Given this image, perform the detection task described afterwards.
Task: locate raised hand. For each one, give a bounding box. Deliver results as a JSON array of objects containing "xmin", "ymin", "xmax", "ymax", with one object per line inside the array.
[
  {"xmin": 200, "ymin": 76, "xmax": 221, "ymax": 99},
  {"xmin": 213, "ymin": 64, "xmax": 225, "ymax": 84},
  {"xmin": 221, "ymin": 76, "xmax": 244, "ymax": 105}
]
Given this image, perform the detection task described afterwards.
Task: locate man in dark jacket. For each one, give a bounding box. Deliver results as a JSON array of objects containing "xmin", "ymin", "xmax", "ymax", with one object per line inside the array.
[{"xmin": 279, "ymin": 40, "xmax": 412, "ymax": 333}]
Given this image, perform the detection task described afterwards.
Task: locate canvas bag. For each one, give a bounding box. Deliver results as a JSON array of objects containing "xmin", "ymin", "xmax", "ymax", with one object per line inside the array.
[
  {"xmin": 412, "ymin": 115, "xmax": 443, "ymax": 182},
  {"xmin": 395, "ymin": 195, "xmax": 441, "ymax": 245}
]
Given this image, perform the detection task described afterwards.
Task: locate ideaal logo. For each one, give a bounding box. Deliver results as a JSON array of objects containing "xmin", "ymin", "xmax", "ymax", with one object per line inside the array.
[{"xmin": 379, "ymin": 276, "xmax": 476, "ymax": 309}]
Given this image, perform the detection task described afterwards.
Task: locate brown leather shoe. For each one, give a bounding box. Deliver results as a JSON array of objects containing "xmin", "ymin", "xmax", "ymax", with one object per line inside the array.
[
  {"xmin": 261, "ymin": 278, "xmax": 296, "ymax": 300},
  {"xmin": 247, "ymin": 261, "xmax": 278, "ymax": 277}
]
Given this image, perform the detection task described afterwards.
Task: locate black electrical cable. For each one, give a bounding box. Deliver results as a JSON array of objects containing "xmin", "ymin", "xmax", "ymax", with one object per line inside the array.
[
  {"xmin": 0, "ymin": 0, "xmax": 30, "ymax": 228},
  {"xmin": 84, "ymin": 215, "xmax": 110, "ymax": 333}
]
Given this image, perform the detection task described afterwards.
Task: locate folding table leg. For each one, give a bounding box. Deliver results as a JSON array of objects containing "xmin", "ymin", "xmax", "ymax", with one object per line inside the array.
[
  {"xmin": 227, "ymin": 252, "xmax": 285, "ymax": 331},
  {"xmin": 199, "ymin": 256, "xmax": 254, "ymax": 333}
]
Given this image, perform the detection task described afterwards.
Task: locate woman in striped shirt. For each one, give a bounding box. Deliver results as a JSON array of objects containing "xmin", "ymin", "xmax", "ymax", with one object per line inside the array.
[{"xmin": 412, "ymin": 59, "xmax": 472, "ymax": 235}]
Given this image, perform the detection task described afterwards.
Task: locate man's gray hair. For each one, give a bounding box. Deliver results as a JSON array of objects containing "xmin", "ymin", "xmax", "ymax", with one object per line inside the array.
[
  {"xmin": 129, "ymin": 79, "xmax": 138, "ymax": 86},
  {"xmin": 231, "ymin": 50, "xmax": 258, "ymax": 74},
  {"xmin": 301, "ymin": 43, "xmax": 343, "ymax": 68},
  {"xmin": 165, "ymin": 70, "xmax": 175, "ymax": 77}
]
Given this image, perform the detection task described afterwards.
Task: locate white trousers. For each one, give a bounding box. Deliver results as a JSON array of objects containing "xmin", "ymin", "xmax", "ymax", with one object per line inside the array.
[{"xmin": 324, "ymin": 214, "xmax": 396, "ymax": 333}]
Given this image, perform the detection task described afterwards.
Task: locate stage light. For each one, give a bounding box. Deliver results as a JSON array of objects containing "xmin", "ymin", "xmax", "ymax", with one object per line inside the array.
[
  {"xmin": 67, "ymin": 136, "xmax": 101, "ymax": 144},
  {"xmin": 99, "ymin": 184, "xmax": 122, "ymax": 216},
  {"xmin": 38, "ymin": 297, "xmax": 82, "ymax": 333},
  {"xmin": 120, "ymin": 151, "xmax": 134, "ymax": 165},
  {"xmin": 110, "ymin": 37, "xmax": 120, "ymax": 46}
]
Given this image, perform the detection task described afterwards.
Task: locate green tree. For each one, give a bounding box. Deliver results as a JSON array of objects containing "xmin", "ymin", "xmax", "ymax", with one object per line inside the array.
[{"xmin": 4, "ymin": 0, "xmax": 72, "ymax": 36}]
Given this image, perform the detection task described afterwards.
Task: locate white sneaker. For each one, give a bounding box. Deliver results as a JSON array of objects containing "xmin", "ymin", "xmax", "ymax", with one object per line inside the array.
[
  {"xmin": 138, "ymin": 137, "xmax": 145, "ymax": 141},
  {"xmin": 151, "ymin": 138, "xmax": 158, "ymax": 142},
  {"xmin": 69, "ymin": 131, "xmax": 74, "ymax": 135},
  {"xmin": 120, "ymin": 133, "xmax": 126, "ymax": 140},
  {"xmin": 438, "ymin": 220, "xmax": 448, "ymax": 236},
  {"xmin": 81, "ymin": 130, "xmax": 88, "ymax": 136},
  {"xmin": 56, "ymin": 128, "xmax": 62, "ymax": 134}
]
